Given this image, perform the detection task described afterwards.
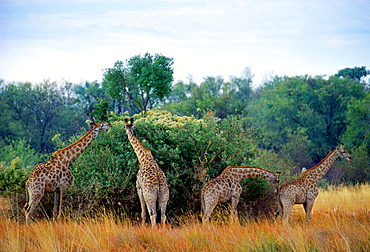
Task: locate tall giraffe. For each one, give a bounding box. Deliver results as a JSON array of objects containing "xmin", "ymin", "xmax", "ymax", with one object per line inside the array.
[
  {"xmin": 201, "ymin": 166, "xmax": 280, "ymax": 223},
  {"xmin": 25, "ymin": 121, "xmax": 111, "ymax": 223},
  {"xmin": 278, "ymin": 144, "xmax": 352, "ymax": 222},
  {"xmin": 123, "ymin": 118, "xmax": 169, "ymax": 227}
]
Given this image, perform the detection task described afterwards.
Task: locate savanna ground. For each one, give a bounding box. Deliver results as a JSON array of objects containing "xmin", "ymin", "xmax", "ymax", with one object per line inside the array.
[{"xmin": 0, "ymin": 184, "xmax": 369, "ymax": 252}]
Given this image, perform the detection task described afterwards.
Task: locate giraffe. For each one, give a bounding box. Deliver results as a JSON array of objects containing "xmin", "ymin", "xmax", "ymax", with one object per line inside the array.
[
  {"xmin": 123, "ymin": 118, "xmax": 169, "ymax": 227},
  {"xmin": 201, "ymin": 166, "xmax": 280, "ymax": 223},
  {"xmin": 25, "ymin": 121, "xmax": 111, "ymax": 223},
  {"xmin": 277, "ymin": 144, "xmax": 352, "ymax": 222}
]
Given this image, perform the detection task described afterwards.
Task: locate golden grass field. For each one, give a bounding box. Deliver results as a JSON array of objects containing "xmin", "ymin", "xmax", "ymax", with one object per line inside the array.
[{"xmin": 1, "ymin": 184, "xmax": 369, "ymax": 251}]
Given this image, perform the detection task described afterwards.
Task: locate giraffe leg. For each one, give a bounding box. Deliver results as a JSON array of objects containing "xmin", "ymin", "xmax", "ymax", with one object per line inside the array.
[
  {"xmin": 303, "ymin": 199, "xmax": 315, "ymax": 222},
  {"xmin": 202, "ymin": 197, "xmax": 218, "ymax": 223},
  {"xmin": 145, "ymin": 197, "xmax": 157, "ymax": 228},
  {"xmin": 137, "ymin": 188, "xmax": 147, "ymax": 225},
  {"xmin": 282, "ymin": 202, "xmax": 293, "ymax": 222},
  {"xmin": 25, "ymin": 190, "xmax": 44, "ymax": 224},
  {"xmin": 58, "ymin": 190, "xmax": 64, "ymax": 220},
  {"xmin": 146, "ymin": 203, "xmax": 157, "ymax": 227},
  {"xmin": 53, "ymin": 190, "xmax": 64, "ymax": 221},
  {"xmin": 230, "ymin": 195, "xmax": 240, "ymax": 223},
  {"xmin": 230, "ymin": 188, "xmax": 242, "ymax": 222},
  {"xmin": 53, "ymin": 191, "xmax": 60, "ymax": 221},
  {"xmin": 158, "ymin": 190, "xmax": 169, "ymax": 225}
]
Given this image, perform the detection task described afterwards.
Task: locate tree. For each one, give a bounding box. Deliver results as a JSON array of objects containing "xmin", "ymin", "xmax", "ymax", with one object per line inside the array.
[
  {"xmin": 335, "ymin": 66, "xmax": 369, "ymax": 83},
  {"xmin": 162, "ymin": 68, "xmax": 254, "ymax": 119},
  {"xmin": 338, "ymin": 91, "xmax": 370, "ymax": 184},
  {"xmin": 342, "ymin": 91, "xmax": 370, "ymax": 153},
  {"xmin": 103, "ymin": 53, "xmax": 174, "ymax": 114},
  {"xmin": 248, "ymin": 75, "xmax": 365, "ymax": 164},
  {"xmin": 0, "ymin": 81, "xmax": 84, "ymax": 152},
  {"xmin": 73, "ymin": 81, "xmax": 106, "ymax": 116}
]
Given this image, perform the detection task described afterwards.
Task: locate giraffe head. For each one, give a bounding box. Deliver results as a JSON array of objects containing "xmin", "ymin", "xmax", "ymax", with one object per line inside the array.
[
  {"xmin": 91, "ymin": 121, "xmax": 111, "ymax": 133},
  {"xmin": 337, "ymin": 144, "xmax": 352, "ymax": 162},
  {"xmin": 269, "ymin": 171, "xmax": 281, "ymax": 194},
  {"xmin": 123, "ymin": 118, "xmax": 135, "ymax": 132}
]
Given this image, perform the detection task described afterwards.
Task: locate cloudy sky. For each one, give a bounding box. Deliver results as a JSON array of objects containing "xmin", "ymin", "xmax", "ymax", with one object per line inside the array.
[{"xmin": 1, "ymin": 0, "xmax": 369, "ymax": 86}]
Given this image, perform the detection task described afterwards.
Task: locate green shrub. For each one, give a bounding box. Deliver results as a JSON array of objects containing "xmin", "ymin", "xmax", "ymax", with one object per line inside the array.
[
  {"xmin": 0, "ymin": 139, "xmax": 44, "ymax": 196},
  {"xmin": 0, "ymin": 139, "xmax": 45, "ymax": 169},
  {"xmin": 0, "ymin": 157, "xmax": 29, "ymax": 195},
  {"xmin": 67, "ymin": 110, "xmax": 261, "ymax": 218}
]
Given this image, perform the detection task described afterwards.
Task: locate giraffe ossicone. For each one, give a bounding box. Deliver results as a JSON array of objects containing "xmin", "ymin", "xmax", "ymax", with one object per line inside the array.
[
  {"xmin": 24, "ymin": 121, "xmax": 111, "ymax": 223},
  {"xmin": 124, "ymin": 118, "xmax": 169, "ymax": 227},
  {"xmin": 277, "ymin": 144, "xmax": 352, "ymax": 222},
  {"xmin": 201, "ymin": 166, "xmax": 280, "ymax": 223}
]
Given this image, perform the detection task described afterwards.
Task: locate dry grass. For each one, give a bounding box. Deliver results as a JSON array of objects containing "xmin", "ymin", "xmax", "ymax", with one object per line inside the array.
[{"xmin": 1, "ymin": 184, "xmax": 370, "ymax": 251}]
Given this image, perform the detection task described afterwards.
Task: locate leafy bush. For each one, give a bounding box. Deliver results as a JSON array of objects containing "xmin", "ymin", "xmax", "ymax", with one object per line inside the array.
[
  {"xmin": 66, "ymin": 110, "xmax": 266, "ymax": 219},
  {"xmin": 0, "ymin": 139, "xmax": 44, "ymax": 196},
  {"xmin": 0, "ymin": 139, "xmax": 45, "ymax": 169},
  {"xmin": 0, "ymin": 158, "xmax": 29, "ymax": 195}
]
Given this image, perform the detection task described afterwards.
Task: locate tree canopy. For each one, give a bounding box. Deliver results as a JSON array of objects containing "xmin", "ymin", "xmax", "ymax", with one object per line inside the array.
[{"xmin": 102, "ymin": 53, "xmax": 174, "ymax": 114}]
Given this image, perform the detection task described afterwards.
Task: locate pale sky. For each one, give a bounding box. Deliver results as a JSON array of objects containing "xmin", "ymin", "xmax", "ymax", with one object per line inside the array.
[{"xmin": 1, "ymin": 0, "xmax": 369, "ymax": 86}]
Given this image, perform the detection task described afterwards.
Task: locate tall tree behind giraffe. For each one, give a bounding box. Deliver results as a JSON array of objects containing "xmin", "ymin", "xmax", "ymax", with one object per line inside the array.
[
  {"xmin": 278, "ymin": 144, "xmax": 352, "ymax": 222},
  {"xmin": 123, "ymin": 118, "xmax": 169, "ymax": 227},
  {"xmin": 24, "ymin": 121, "xmax": 111, "ymax": 223},
  {"xmin": 201, "ymin": 166, "xmax": 280, "ymax": 223}
]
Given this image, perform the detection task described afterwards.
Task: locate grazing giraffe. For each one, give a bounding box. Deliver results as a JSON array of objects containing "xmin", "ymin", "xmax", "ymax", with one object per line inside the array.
[
  {"xmin": 201, "ymin": 166, "xmax": 280, "ymax": 223},
  {"xmin": 123, "ymin": 118, "xmax": 169, "ymax": 227},
  {"xmin": 278, "ymin": 144, "xmax": 352, "ymax": 222},
  {"xmin": 25, "ymin": 121, "xmax": 111, "ymax": 223}
]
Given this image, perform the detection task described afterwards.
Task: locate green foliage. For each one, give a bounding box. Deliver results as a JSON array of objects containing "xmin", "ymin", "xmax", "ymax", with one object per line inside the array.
[
  {"xmin": 102, "ymin": 60, "xmax": 127, "ymax": 101},
  {"xmin": 335, "ymin": 66, "xmax": 369, "ymax": 83},
  {"xmin": 0, "ymin": 139, "xmax": 44, "ymax": 195},
  {"xmin": 103, "ymin": 53, "xmax": 174, "ymax": 114},
  {"xmin": 340, "ymin": 145, "xmax": 370, "ymax": 183},
  {"xmin": 162, "ymin": 68, "xmax": 253, "ymax": 119},
  {"xmin": 342, "ymin": 91, "xmax": 370, "ymax": 153},
  {"xmin": 67, "ymin": 110, "xmax": 260, "ymax": 217},
  {"xmin": 91, "ymin": 97, "xmax": 110, "ymax": 122},
  {"xmin": 248, "ymin": 75, "xmax": 365, "ymax": 164},
  {"xmin": 0, "ymin": 81, "xmax": 86, "ymax": 152},
  {"xmin": 0, "ymin": 158, "xmax": 29, "ymax": 195},
  {"xmin": 0, "ymin": 139, "xmax": 44, "ymax": 168},
  {"xmin": 73, "ymin": 81, "xmax": 107, "ymax": 116}
]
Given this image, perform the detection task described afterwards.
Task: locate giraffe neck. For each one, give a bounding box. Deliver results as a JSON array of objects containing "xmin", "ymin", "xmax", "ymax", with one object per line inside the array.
[
  {"xmin": 222, "ymin": 166, "xmax": 273, "ymax": 182},
  {"xmin": 125, "ymin": 128, "xmax": 153, "ymax": 164},
  {"xmin": 301, "ymin": 149, "xmax": 339, "ymax": 184},
  {"xmin": 52, "ymin": 128, "xmax": 99, "ymax": 163}
]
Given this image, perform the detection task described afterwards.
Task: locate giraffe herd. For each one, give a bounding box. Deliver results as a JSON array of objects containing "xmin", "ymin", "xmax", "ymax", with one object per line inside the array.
[{"xmin": 24, "ymin": 117, "xmax": 353, "ymax": 226}]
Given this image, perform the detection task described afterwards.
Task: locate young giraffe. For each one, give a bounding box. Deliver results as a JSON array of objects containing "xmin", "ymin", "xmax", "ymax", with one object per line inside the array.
[
  {"xmin": 25, "ymin": 121, "xmax": 111, "ymax": 223},
  {"xmin": 123, "ymin": 118, "xmax": 169, "ymax": 227},
  {"xmin": 201, "ymin": 166, "xmax": 280, "ymax": 223},
  {"xmin": 278, "ymin": 144, "xmax": 352, "ymax": 222}
]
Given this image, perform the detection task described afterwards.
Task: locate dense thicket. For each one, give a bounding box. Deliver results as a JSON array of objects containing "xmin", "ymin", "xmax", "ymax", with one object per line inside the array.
[
  {"xmin": 66, "ymin": 110, "xmax": 268, "ymax": 218},
  {"xmin": 0, "ymin": 64, "xmax": 369, "ymax": 221}
]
